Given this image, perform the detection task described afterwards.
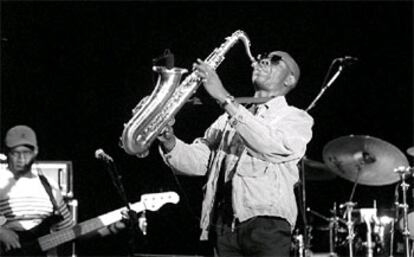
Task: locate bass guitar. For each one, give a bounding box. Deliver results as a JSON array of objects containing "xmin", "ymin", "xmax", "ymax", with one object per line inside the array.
[{"xmin": 2, "ymin": 191, "xmax": 179, "ymax": 256}]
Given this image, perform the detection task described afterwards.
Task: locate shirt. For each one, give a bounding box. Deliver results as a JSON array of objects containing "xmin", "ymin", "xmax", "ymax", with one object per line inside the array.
[
  {"xmin": 0, "ymin": 167, "xmax": 74, "ymax": 232},
  {"xmin": 161, "ymin": 96, "xmax": 313, "ymax": 240}
]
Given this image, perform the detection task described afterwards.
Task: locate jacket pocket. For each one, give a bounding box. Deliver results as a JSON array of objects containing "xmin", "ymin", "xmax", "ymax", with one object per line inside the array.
[{"xmin": 236, "ymin": 156, "xmax": 279, "ymax": 209}]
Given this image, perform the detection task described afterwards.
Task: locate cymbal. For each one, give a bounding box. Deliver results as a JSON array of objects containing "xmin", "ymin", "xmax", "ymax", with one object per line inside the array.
[
  {"xmin": 323, "ymin": 135, "xmax": 409, "ymax": 186},
  {"xmin": 302, "ymin": 158, "xmax": 337, "ymax": 181},
  {"xmin": 407, "ymin": 146, "xmax": 414, "ymax": 157}
]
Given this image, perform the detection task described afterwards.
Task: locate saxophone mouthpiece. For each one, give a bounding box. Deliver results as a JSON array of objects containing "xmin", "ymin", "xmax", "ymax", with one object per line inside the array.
[{"xmin": 251, "ymin": 57, "xmax": 258, "ymax": 64}]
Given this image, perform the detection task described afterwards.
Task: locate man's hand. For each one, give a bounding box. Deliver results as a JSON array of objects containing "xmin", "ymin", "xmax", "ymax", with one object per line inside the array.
[
  {"xmin": 0, "ymin": 227, "xmax": 21, "ymax": 252},
  {"xmin": 157, "ymin": 118, "xmax": 176, "ymax": 153},
  {"xmin": 96, "ymin": 221, "xmax": 126, "ymax": 237},
  {"xmin": 193, "ymin": 59, "xmax": 229, "ymax": 103}
]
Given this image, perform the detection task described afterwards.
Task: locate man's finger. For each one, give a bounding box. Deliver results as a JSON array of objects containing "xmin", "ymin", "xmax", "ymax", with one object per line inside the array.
[
  {"xmin": 13, "ymin": 241, "xmax": 21, "ymax": 249},
  {"xmin": 160, "ymin": 126, "xmax": 170, "ymax": 136},
  {"xmin": 168, "ymin": 118, "xmax": 175, "ymax": 126}
]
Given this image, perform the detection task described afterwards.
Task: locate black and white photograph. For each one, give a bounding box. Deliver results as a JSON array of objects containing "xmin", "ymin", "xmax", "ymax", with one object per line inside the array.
[{"xmin": 0, "ymin": 1, "xmax": 412, "ymax": 257}]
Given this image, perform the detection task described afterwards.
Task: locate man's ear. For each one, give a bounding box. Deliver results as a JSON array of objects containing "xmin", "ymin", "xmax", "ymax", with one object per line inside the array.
[{"xmin": 284, "ymin": 74, "xmax": 296, "ymax": 89}]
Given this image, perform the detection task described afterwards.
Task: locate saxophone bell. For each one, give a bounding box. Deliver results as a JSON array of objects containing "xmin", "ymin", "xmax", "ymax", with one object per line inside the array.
[{"xmin": 120, "ymin": 65, "xmax": 187, "ymax": 158}]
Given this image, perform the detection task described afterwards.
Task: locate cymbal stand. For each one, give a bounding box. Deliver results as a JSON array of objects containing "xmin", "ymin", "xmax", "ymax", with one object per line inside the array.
[
  {"xmin": 394, "ymin": 166, "xmax": 413, "ymax": 257},
  {"xmin": 328, "ymin": 203, "xmax": 344, "ymax": 257},
  {"xmin": 389, "ymin": 183, "xmax": 401, "ymax": 257},
  {"xmin": 340, "ymin": 201, "xmax": 356, "ymax": 257},
  {"xmin": 299, "ymin": 158, "xmax": 312, "ymax": 257},
  {"xmin": 307, "ymin": 206, "xmax": 346, "ymax": 257},
  {"xmin": 339, "ymin": 167, "xmax": 363, "ymax": 257}
]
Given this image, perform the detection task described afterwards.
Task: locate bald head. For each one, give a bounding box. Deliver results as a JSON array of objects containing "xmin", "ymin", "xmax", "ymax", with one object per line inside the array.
[{"xmin": 268, "ymin": 51, "xmax": 300, "ymax": 87}]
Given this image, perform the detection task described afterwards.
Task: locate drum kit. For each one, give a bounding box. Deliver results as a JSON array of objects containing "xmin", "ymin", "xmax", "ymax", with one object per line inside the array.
[{"xmin": 295, "ymin": 135, "xmax": 414, "ymax": 257}]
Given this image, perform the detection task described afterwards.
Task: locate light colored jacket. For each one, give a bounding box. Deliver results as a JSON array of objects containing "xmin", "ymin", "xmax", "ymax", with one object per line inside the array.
[{"xmin": 161, "ymin": 96, "xmax": 313, "ymax": 240}]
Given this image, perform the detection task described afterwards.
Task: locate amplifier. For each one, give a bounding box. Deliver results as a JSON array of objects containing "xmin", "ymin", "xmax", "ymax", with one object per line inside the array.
[{"xmin": 33, "ymin": 161, "xmax": 74, "ymax": 198}]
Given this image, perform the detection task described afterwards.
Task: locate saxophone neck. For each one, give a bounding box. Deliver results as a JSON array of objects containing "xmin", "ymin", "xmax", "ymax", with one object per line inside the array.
[
  {"xmin": 206, "ymin": 30, "xmax": 256, "ymax": 68},
  {"xmin": 233, "ymin": 30, "xmax": 256, "ymax": 64}
]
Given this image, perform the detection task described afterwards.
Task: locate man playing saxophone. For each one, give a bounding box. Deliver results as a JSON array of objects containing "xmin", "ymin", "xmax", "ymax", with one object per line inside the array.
[{"xmin": 158, "ymin": 51, "xmax": 313, "ymax": 256}]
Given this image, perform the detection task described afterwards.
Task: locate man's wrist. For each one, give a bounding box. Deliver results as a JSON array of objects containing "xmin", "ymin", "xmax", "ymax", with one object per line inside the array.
[
  {"xmin": 162, "ymin": 137, "xmax": 176, "ymax": 153},
  {"xmin": 218, "ymin": 95, "xmax": 235, "ymax": 108}
]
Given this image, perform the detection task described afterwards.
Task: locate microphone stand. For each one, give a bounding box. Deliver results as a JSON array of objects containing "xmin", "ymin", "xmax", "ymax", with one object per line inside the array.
[
  {"xmin": 306, "ymin": 59, "xmax": 345, "ymax": 112},
  {"xmin": 99, "ymin": 156, "xmax": 141, "ymax": 256},
  {"xmin": 298, "ymin": 157, "xmax": 313, "ymax": 257},
  {"xmin": 298, "ymin": 58, "xmax": 347, "ymax": 256}
]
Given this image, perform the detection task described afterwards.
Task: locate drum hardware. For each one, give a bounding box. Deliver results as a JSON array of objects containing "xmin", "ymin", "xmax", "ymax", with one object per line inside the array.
[
  {"xmin": 389, "ymin": 183, "xmax": 401, "ymax": 257},
  {"xmin": 321, "ymin": 135, "xmax": 413, "ymax": 257},
  {"xmin": 345, "ymin": 205, "xmax": 396, "ymax": 257},
  {"xmin": 308, "ymin": 204, "xmax": 347, "ymax": 257},
  {"xmin": 297, "ymin": 157, "xmax": 336, "ymax": 257},
  {"xmin": 292, "ymin": 227, "xmax": 314, "ymax": 257},
  {"xmin": 338, "ymin": 201, "xmax": 358, "ymax": 257},
  {"xmin": 374, "ymin": 211, "xmax": 394, "ymax": 255},
  {"xmin": 328, "ymin": 203, "xmax": 345, "ymax": 257},
  {"xmin": 293, "ymin": 230, "xmax": 305, "ymax": 257},
  {"xmin": 310, "ymin": 136, "xmax": 410, "ymax": 257},
  {"xmin": 394, "ymin": 166, "xmax": 414, "ymax": 257},
  {"xmin": 328, "ymin": 203, "xmax": 341, "ymax": 257},
  {"xmin": 358, "ymin": 207, "xmax": 379, "ymax": 257}
]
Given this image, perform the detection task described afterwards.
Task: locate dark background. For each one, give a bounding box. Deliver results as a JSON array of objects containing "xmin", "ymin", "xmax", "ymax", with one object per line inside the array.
[{"xmin": 1, "ymin": 1, "xmax": 413, "ymax": 256}]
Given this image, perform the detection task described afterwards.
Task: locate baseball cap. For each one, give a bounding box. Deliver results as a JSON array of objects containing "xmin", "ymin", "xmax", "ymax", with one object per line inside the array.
[
  {"xmin": 5, "ymin": 125, "xmax": 38, "ymax": 150},
  {"xmin": 268, "ymin": 51, "xmax": 300, "ymax": 83}
]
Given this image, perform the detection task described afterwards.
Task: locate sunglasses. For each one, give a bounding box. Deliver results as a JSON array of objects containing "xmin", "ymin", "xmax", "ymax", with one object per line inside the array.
[{"xmin": 257, "ymin": 53, "xmax": 282, "ymax": 65}]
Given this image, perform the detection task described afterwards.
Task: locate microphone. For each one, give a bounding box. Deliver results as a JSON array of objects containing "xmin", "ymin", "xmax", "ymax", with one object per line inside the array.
[
  {"xmin": 95, "ymin": 149, "xmax": 114, "ymax": 162},
  {"xmin": 337, "ymin": 56, "xmax": 358, "ymax": 66}
]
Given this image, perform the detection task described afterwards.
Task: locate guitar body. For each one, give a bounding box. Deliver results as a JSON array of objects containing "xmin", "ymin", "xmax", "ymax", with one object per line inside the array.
[{"xmin": 2, "ymin": 216, "xmax": 62, "ymax": 256}]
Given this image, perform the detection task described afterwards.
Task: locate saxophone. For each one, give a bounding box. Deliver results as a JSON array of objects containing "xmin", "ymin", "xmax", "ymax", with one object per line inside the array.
[{"xmin": 120, "ymin": 30, "xmax": 256, "ymax": 158}]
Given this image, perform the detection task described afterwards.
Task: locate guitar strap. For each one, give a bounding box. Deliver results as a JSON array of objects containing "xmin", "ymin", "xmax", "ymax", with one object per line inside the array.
[{"xmin": 38, "ymin": 174, "xmax": 62, "ymax": 218}]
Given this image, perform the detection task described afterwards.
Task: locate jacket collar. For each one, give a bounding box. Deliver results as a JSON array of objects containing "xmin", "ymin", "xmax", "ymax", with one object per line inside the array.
[{"xmin": 260, "ymin": 96, "xmax": 288, "ymax": 110}]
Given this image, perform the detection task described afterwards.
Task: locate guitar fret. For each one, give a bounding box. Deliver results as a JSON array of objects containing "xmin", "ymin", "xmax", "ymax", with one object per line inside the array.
[{"xmin": 39, "ymin": 218, "xmax": 105, "ymax": 250}]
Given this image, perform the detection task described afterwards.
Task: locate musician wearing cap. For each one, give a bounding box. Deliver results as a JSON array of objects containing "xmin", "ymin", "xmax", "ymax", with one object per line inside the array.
[
  {"xmin": 0, "ymin": 125, "xmax": 74, "ymax": 256},
  {"xmin": 158, "ymin": 51, "xmax": 313, "ymax": 256}
]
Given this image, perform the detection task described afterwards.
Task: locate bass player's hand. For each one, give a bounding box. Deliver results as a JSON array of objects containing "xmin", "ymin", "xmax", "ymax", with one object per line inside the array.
[{"xmin": 0, "ymin": 227, "xmax": 21, "ymax": 252}]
